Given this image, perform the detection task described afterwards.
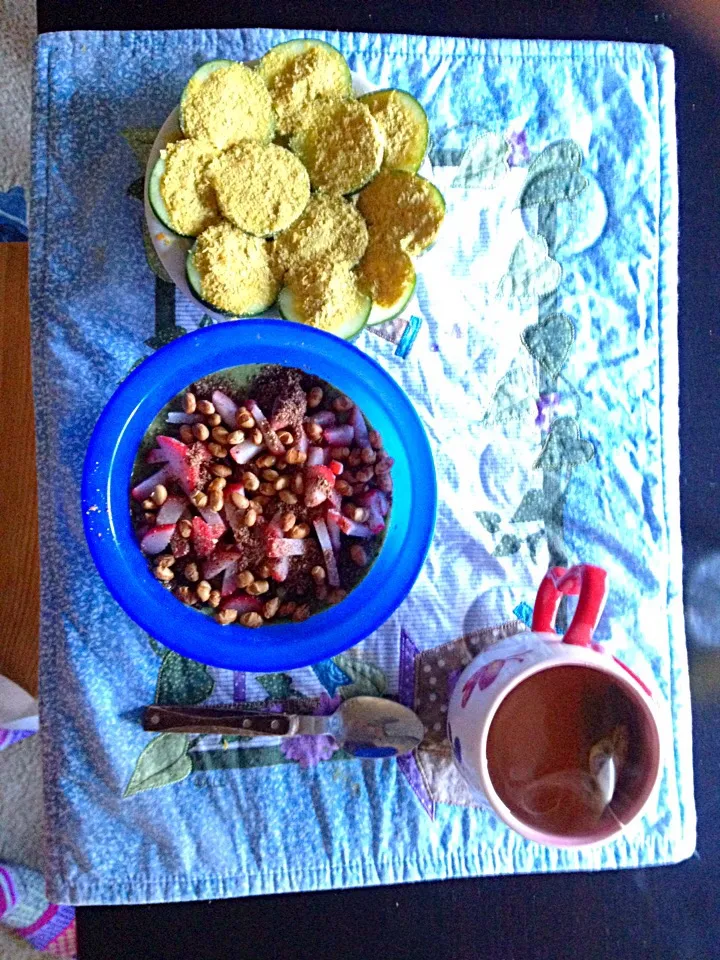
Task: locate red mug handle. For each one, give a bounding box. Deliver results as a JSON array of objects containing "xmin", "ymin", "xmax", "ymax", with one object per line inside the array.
[{"xmin": 531, "ymin": 564, "xmax": 609, "ymax": 647}]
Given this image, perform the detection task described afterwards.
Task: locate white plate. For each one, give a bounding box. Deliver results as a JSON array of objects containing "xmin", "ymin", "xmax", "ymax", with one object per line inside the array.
[{"xmin": 144, "ymin": 69, "xmax": 430, "ymax": 320}]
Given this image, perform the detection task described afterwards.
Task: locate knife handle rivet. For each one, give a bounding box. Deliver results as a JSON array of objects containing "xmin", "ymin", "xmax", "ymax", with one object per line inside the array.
[
  {"xmin": 271, "ymin": 719, "xmax": 279, "ymax": 731},
  {"xmin": 242, "ymin": 719, "xmax": 252, "ymax": 728}
]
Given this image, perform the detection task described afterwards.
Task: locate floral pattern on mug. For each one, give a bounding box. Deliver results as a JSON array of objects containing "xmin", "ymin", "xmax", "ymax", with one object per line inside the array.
[{"xmin": 460, "ymin": 653, "xmax": 528, "ymax": 708}]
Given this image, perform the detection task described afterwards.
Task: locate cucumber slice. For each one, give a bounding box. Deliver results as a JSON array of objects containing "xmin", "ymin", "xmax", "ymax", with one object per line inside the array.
[
  {"xmin": 359, "ymin": 90, "xmax": 429, "ymax": 174},
  {"xmin": 179, "ymin": 59, "xmax": 236, "ymax": 116},
  {"xmin": 257, "ymin": 39, "xmax": 352, "ymax": 138},
  {"xmin": 277, "ymin": 263, "xmax": 371, "ymax": 341},
  {"xmin": 356, "ymin": 244, "xmax": 417, "ymax": 325},
  {"xmin": 147, "ymin": 155, "xmax": 185, "ymax": 236},
  {"xmin": 358, "ymin": 170, "xmax": 446, "ymax": 256},
  {"xmin": 187, "ymin": 225, "xmax": 279, "ymax": 317},
  {"xmin": 180, "ymin": 60, "xmax": 275, "ymax": 149},
  {"xmin": 290, "ymin": 99, "xmax": 384, "ymax": 195}
]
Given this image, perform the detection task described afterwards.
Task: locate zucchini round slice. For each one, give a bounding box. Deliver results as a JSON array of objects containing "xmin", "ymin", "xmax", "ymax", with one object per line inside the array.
[
  {"xmin": 290, "ymin": 99, "xmax": 384, "ymax": 195},
  {"xmin": 359, "ymin": 89, "xmax": 429, "ymax": 174},
  {"xmin": 356, "ymin": 241, "xmax": 417, "ymax": 325},
  {"xmin": 207, "ymin": 141, "xmax": 310, "ymax": 237},
  {"xmin": 188, "ymin": 224, "xmax": 279, "ymax": 317},
  {"xmin": 277, "ymin": 261, "xmax": 371, "ymax": 340},
  {"xmin": 148, "ymin": 140, "xmax": 219, "ymax": 238},
  {"xmin": 256, "ymin": 39, "xmax": 352, "ymax": 138},
  {"xmin": 357, "ymin": 170, "xmax": 446, "ymax": 256},
  {"xmin": 271, "ymin": 193, "xmax": 368, "ymax": 278},
  {"xmin": 180, "ymin": 60, "xmax": 275, "ymax": 150}
]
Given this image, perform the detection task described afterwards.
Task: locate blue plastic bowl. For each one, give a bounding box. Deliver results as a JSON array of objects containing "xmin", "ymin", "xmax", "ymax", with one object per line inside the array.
[{"xmin": 82, "ymin": 320, "xmax": 436, "ymax": 671}]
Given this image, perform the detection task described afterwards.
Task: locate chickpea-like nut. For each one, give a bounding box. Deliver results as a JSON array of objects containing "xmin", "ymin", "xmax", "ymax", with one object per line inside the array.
[
  {"xmin": 190, "ymin": 490, "xmax": 208, "ymax": 509},
  {"xmin": 227, "ymin": 430, "xmax": 245, "ymax": 445},
  {"xmin": 208, "ymin": 477, "xmax": 227, "ymax": 493},
  {"xmin": 236, "ymin": 570, "xmax": 254, "ymax": 589},
  {"xmin": 292, "ymin": 475, "xmax": 304, "ymax": 494},
  {"xmin": 293, "ymin": 603, "xmax": 312, "ymax": 622},
  {"xmin": 197, "ymin": 399, "xmax": 215, "ymax": 415},
  {"xmin": 279, "ymin": 490, "xmax": 299, "ymax": 505},
  {"xmin": 368, "ymin": 429, "xmax": 382, "ymax": 450},
  {"xmin": 360, "ymin": 447, "xmax": 377, "ymax": 464},
  {"xmin": 335, "ymin": 479, "xmax": 353, "ymax": 497},
  {"xmin": 183, "ymin": 392, "xmax": 197, "ymax": 414},
  {"xmin": 243, "ymin": 472, "xmax": 260, "ymax": 491},
  {"xmin": 179, "ymin": 425, "xmax": 194, "ymax": 444},
  {"xmin": 184, "ymin": 562, "xmax": 200, "ymax": 582},
  {"xmin": 247, "ymin": 579, "xmax": 269, "ymax": 596},
  {"xmin": 208, "ymin": 491, "xmax": 224, "ymax": 513},
  {"xmin": 257, "ymin": 563, "xmax": 271, "ymax": 580},
  {"xmin": 210, "ymin": 463, "xmax": 233, "ymax": 478},
  {"xmin": 211, "ymin": 426, "xmax": 229, "ymax": 444},
  {"xmin": 196, "ymin": 580, "xmax": 211, "ymax": 602},
  {"xmin": 231, "ymin": 491, "xmax": 250, "ymax": 510},
  {"xmin": 151, "ymin": 484, "xmax": 168, "ymax": 506},
  {"xmin": 348, "ymin": 448, "xmax": 363, "ymax": 467},
  {"xmin": 251, "ymin": 428, "xmax": 263, "ymax": 446},
  {"xmin": 243, "ymin": 508, "xmax": 257, "ymax": 527},
  {"xmin": 259, "ymin": 482, "xmax": 276, "ymax": 497},
  {"xmin": 178, "ymin": 519, "xmax": 193, "ymax": 539},
  {"xmin": 215, "ymin": 608, "xmax": 238, "ymax": 625},
  {"xmin": 176, "ymin": 585, "xmax": 195, "ymax": 605},
  {"xmin": 311, "ymin": 565, "xmax": 326, "ymax": 583},
  {"xmin": 305, "ymin": 421, "xmax": 323, "ymax": 442},
  {"xmin": 277, "ymin": 430, "xmax": 294, "ymax": 446},
  {"xmin": 274, "ymin": 476, "xmax": 289, "ymax": 491},
  {"xmin": 256, "ymin": 455, "xmax": 276, "ymax": 469},
  {"xmin": 141, "ymin": 498, "xmax": 156, "ymax": 511},
  {"xmin": 154, "ymin": 566, "xmax": 174, "ymax": 582},
  {"xmin": 355, "ymin": 467, "xmax": 374, "ymax": 483},
  {"xmin": 333, "ymin": 395, "xmax": 353, "ymax": 413},
  {"xmin": 208, "ymin": 590, "xmax": 222, "ymax": 608},
  {"xmin": 280, "ymin": 512, "xmax": 297, "ymax": 532},
  {"xmin": 307, "ymin": 386, "xmax": 324, "ymax": 408},
  {"xmin": 262, "ymin": 468, "xmax": 279, "ymax": 481},
  {"xmin": 208, "ymin": 442, "xmax": 227, "ymax": 458},
  {"xmin": 285, "ymin": 448, "xmax": 307, "ymax": 465},
  {"xmin": 207, "ymin": 413, "xmax": 222, "ymax": 427},
  {"xmin": 290, "ymin": 523, "xmax": 310, "ymax": 539},
  {"xmin": 192, "ymin": 422, "xmax": 210, "ymax": 442},
  {"xmin": 263, "ymin": 597, "xmax": 280, "ymax": 619},
  {"xmin": 350, "ymin": 545, "xmax": 368, "ymax": 567},
  {"xmin": 236, "ymin": 409, "xmax": 255, "ymax": 430},
  {"xmin": 240, "ymin": 612, "xmax": 264, "ymax": 628}
]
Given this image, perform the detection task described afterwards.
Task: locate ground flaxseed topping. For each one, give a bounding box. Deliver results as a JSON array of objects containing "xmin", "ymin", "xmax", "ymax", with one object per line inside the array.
[
  {"xmin": 357, "ymin": 170, "xmax": 445, "ymax": 255},
  {"xmin": 193, "ymin": 222, "xmax": 279, "ymax": 316},
  {"xmin": 159, "ymin": 139, "xmax": 220, "ymax": 236},
  {"xmin": 181, "ymin": 63, "xmax": 275, "ymax": 150},
  {"xmin": 360, "ymin": 90, "xmax": 429, "ymax": 173},
  {"xmin": 290, "ymin": 99, "xmax": 384, "ymax": 195},
  {"xmin": 258, "ymin": 45, "xmax": 352, "ymax": 137},
  {"xmin": 284, "ymin": 260, "xmax": 369, "ymax": 331},
  {"xmin": 208, "ymin": 141, "xmax": 310, "ymax": 237},
  {"xmin": 271, "ymin": 193, "xmax": 368, "ymax": 278},
  {"xmin": 355, "ymin": 237, "xmax": 416, "ymax": 309}
]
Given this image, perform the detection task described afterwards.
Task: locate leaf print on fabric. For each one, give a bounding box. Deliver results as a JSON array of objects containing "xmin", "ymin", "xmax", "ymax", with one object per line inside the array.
[
  {"xmin": 527, "ymin": 139, "xmax": 584, "ymax": 178},
  {"xmin": 121, "ymin": 127, "xmax": 160, "ymax": 168},
  {"xmin": 521, "ymin": 313, "xmax": 575, "ymax": 379},
  {"xmin": 333, "ymin": 654, "xmax": 387, "ymax": 699},
  {"xmin": 124, "ymin": 734, "xmax": 191, "ymax": 798},
  {"xmin": 533, "ymin": 416, "xmax": 594, "ymax": 473},
  {"xmin": 526, "ymin": 531, "xmax": 546, "ymax": 562},
  {"xmin": 511, "ymin": 489, "xmax": 546, "ymax": 523},
  {"xmin": 452, "ymin": 132, "xmax": 509, "ymax": 189},
  {"xmin": 498, "ymin": 235, "xmax": 562, "ymax": 302},
  {"xmin": 147, "ymin": 636, "xmax": 166, "ymax": 658},
  {"xmin": 493, "ymin": 534, "xmax": 521, "ymax": 557},
  {"xmin": 481, "ymin": 363, "xmax": 535, "ymax": 426},
  {"xmin": 257, "ymin": 673, "xmax": 301, "ymax": 700},
  {"xmin": 312, "ymin": 659, "xmax": 353, "ymax": 697},
  {"xmin": 155, "ymin": 652, "xmax": 214, "ymax": 706},
  {"xmin": 520, "ymin": 169, "xmax": 588, "ymax": 209},
  {"xmin": 476, "ymin": 511, "xmax": 502, "ymax": 534}
]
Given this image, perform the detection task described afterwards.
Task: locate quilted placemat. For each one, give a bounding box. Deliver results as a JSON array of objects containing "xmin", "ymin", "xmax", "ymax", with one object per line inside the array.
[{"xmin": 30, "ymin": 28, "xmax": 694, "ymax": 904}]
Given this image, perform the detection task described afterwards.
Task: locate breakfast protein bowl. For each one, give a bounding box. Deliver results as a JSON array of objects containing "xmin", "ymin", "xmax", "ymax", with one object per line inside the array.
[
  {"xmin": 130, "ymin": 366, "xmax": 393, "ymax": 627},
  {"xmin": 147, "ymin": 38, "xmax": 445, "ymax": 336}
]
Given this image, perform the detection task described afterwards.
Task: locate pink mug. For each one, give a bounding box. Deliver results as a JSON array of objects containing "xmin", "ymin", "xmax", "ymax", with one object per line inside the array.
[{"xmin": 447, "ymin": 564, "xmax": 665, "ymax": 847}]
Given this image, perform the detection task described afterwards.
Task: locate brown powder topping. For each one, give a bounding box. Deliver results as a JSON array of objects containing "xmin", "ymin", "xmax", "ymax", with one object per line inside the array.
[
  {"xmin": 361, "ymin": 90, "xmax": 429, "ymax": 173},
  {"xmin": 285, "ymin": 259, "xmax": 369, "ymax": 331},
  {"xmin": 208, "ymin": 141, "xmax": 310, "ymax": 237},
  {"xmin": 356, "ymin": 237, "xmax": 416, "ymax": 308},
  {"xmin": 159, "ymin": 139, "xmax": 220, "ymax": 236},
  {"xmin": 258, "ymin": 45, "xmax": 352, "ymax": 138},
  {"xmin": 271, "ymin": 193, "xmax": 368, "ymax": 278},
  {"xmin": 357, "ymin": 170, "xmax": 445, "ymax": 255},
  {"xmin": 194, "ymin": 222, "xmax": 279, "ymax": 316},
  {"xmin": 182, "ymin": 63, "xmax": 275, "ymax": 150},
  {"xmin": 290, "ymin": 99, "xmax": 384, "ymax": 195}
]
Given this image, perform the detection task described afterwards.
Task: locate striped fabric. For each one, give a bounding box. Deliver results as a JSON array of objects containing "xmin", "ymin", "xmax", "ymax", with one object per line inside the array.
[{"xmin": 0, "ymin": 862, "xmax": 76, "ymax": 958}]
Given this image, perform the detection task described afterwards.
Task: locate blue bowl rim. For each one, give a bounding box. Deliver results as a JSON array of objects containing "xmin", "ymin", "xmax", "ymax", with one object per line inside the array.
[{"xmin": 81, "ymin": 319, "xmax": 437, "ymax": 672}]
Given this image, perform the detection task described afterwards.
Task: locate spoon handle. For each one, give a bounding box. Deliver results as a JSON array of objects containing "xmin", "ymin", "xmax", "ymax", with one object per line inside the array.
[{"xmin": 142, "ymin": 705, "xmax": 297, "ymax": 736}]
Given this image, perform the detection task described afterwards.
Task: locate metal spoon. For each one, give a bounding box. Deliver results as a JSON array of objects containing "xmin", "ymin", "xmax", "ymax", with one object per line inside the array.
[{"xmin": 142, "ymin": 696, "xmax": 425, "ymax": 758}]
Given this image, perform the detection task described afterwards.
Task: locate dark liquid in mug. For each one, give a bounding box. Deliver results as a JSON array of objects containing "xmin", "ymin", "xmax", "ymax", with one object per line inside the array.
[{"xmin": 486, "ymin": 666, "xmax": 656, "ymax": 839}]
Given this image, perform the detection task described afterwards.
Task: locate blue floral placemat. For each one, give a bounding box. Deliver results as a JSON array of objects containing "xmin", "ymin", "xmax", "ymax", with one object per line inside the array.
[{"xmin": 31, "ymin": 29, "xmax": 694, "ymax": 904}]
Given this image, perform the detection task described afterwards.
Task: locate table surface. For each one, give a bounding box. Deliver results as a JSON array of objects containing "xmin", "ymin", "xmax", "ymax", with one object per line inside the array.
[{"xmin": 29, "ymin": 1, "xmax": 720, "ymax": 958}]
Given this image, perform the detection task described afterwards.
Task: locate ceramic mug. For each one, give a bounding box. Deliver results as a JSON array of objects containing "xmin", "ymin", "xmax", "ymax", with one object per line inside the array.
[{"xmin": 447, "ymin": 564, "xmax": 664, "ymax": 847}]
